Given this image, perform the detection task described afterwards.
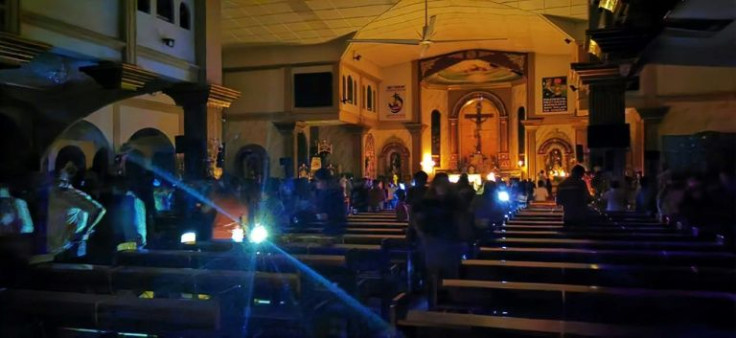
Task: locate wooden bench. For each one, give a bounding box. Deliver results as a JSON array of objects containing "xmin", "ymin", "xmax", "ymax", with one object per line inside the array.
[
  {"xmin": 499, "ymin": 224, "xmax": 672, "ymax": 232},
  {"xmin": 487, "ymin": 237, "xmax": 725, "ymax": 250},
  {"xmin": 342, "ymin": 234, "xmax": 405, "ymax": 245},
  {"xmin": 0, "ymin": 289, "xmax": 220, "ymax": 334},
  {"xmin": 440, "ymin": 279, "xmax": 736, "ymax": 328},
  {"xmin": 478, "ymin": 246, "xmax": 736, "ymax": 267},
  {"xmin": 461, "ymin": 259, "xmax": 736, "ymax": 291},
  {"xmin": 492, "ymin": 230, "xmax": 690, "ymax": 240},
  {"xmin": 397, "ymin": 310, "xmax": 671, "ymax": 337}
]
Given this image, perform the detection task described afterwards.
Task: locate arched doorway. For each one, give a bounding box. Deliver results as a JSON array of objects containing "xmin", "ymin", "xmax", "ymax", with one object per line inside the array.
[
  {"xmin": 46, "ymin": 119, "xmax": 112, "ymax": 185},
  {"xmin": 55, "ymin": 145, "xmax": 87, "ymax": 185},
  {"xmin": 234, "ymin": 144, "xmax": 269, "ymax": 183},
  {"xmin": 126, "ymin": 128, "xmax": 176, "ymax": 174},
  {"xmin": 450, "ymin": 91, "xmax": 510, "ymax": 171},
  {"xmin": 377, "ymin": 139, "xmax": 410, "ymax": 181}
]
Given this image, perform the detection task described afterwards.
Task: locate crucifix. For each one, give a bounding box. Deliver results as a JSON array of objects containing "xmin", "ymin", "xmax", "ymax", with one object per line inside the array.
[{"xmin": 463, "ymin": 95, "xmax": 494, "ymax": 154}]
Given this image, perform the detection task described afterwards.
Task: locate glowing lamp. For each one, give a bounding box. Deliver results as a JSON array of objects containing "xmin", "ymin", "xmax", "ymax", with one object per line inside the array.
[
  {"xmin": 497, "ymin": 191, "xmax": 510, "ymax": 202},
  {"xmin": 420, "ymin": 154, "xmax": 435, "ymax": 173},
  {"xmin": 232, "ymin": 227, "xmax": 244, "ymax": 243},
  {"xmin": 249, "ymin": 224, "xmax": 269, "ymax": 244},
  {"xmin": 486, "ymin": 172, "xmax": 496, "ymax": 182},
  {"xmin": 518, "ymin": 160, "xmax": 524, "ymax": 167},
  {"xmin": 180, "ymin": 232, "xmax": 196, "ymax": 244}
]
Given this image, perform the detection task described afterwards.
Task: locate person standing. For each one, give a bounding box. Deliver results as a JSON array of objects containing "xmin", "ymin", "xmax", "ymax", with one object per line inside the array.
[
  {"xmin": 47, "ymin": 163, "xmax": 106, "ymax": 257},
  {"xmin": 314, "ymin": 169, "xmax": 346, "ymax": 235},
  {"xmin": 556, "ymin": 165, "xmax": 591, "ymax": 227},
  {"xmin": 603, "ymin": 180, "xmax": 627, "ymax": 212},
  {"xmin": 533, "ymin": 180, "xmax": 550, "ymax": 202},
  {"xmin": 0, "ymin": 183, "xmax": 34, "ymax": 235}
]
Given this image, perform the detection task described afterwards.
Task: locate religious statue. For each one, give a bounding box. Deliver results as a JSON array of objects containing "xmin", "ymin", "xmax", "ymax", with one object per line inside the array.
[
  {"xmin": 546, "ymin": 149, "xmax": 564, "ymax": 175},
  {"xmin": 464, "ymin": 96, "xmax": 494, "ymax": 154},
  {"xmin": 389, "ymin": 152, "xmax": 401, "ymax": 176},
  {"xmin": 298, "ymin": 163, "xmax": 310, "ymax": 178}
]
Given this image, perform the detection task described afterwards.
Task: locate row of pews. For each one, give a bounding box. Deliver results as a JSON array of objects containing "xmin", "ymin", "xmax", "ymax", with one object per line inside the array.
[
  {"xmin": 395, "ymin": 203, "xmax": 736, "ymax": 337},
  {"xmin": 0, "ymin": 211, "xmax": 412, "ymax": 337}
]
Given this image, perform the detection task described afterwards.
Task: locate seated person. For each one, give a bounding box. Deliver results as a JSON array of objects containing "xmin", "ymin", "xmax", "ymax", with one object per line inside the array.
[{"xmin": 533, "ymin": 180, "xmax": 550, "ymax": 202}]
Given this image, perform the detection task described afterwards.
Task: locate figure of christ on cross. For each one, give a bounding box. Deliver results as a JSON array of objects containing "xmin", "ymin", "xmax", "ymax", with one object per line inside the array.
[{"xmin": 463, "ymin": 96, "xmax": 494, "ymax": 154}]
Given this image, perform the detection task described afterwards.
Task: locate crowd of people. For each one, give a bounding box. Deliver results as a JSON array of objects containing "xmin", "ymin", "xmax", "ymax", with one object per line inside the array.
[{"xmin": 1, "ymin": 159, "xmax": 734, "ymax": 266}]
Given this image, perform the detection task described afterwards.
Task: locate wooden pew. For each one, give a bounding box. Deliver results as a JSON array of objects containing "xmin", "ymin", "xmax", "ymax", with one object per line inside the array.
[
  {"xmin": 478, "ymin": 247, "xmax": 736, "ymax": 267},
  {"xmin": 0, "ymin": 289, "xmax": 220, "ymax": 334},
  {"xmin": 397, "ymin": 310, "xmax": 672, "ymax": 337},
  {"xmin": 440, "ymin": 279, "xmax": 736, "ymax": 329},
  {"xmin": 487, "ymin": 237, "xmax": 725, "ymax": 250},
  {"xmin": 499, "ymin": 224, "xmax": 672, "ymax": 232},
  {"xmin": 491, "ymin": 230, "xmax": 691, "ymax": 240},
  {"xmin": 342, "ymin": 234, "xmax": 406, "ymax": 245},
  {"xmin": 460, "ymin": 259, "xmax": 736, "ymax": 291}
]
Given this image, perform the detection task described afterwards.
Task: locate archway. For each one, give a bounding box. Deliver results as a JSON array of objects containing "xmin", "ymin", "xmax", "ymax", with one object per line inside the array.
[
  {"xmin": 377, "ymin": 139, "xmax": 410, "ymax": 181},
  {"xmin": 54, "ymin": 145, "xmax": 86, "ymax": 183},
  {"xmin": 450, "ymin": 91, "xmax": 510, "ymax": 170},
  {"xmin": 234, "ymin": 144, "xmax": 270, "ymax": 183},
  {"xmin": 126, "ymin": 128, "xmax": 176, "ymax": 174},
  {"xmin": 46, "ymin": 119, "xmax": 112, "ymax": 179}
]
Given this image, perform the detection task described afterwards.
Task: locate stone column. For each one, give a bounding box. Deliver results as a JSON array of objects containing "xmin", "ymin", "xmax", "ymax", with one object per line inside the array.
[
  {"xmin": 588, "ymin": 80, "xmax": 627, "ymax": 178},
  {"xmin": 448, "ymin": 118, "xmax": 459, "ymax": 170},
  {"xmin": 637, "ymin": 106, "xmax": 669, "ymax": 179},
  {"xmin": 273, "ymin": 122, "xmax": 297, "ymax": 178},
  {"xmin": 526, "ymin": 127, "xmax": 538, "ymax": 179},
  {"xmin": 343, "ymin": 125, "xmax": 367, "ymax": 177},
  {"xmin": 404, "ymin": 122, "xmax": 426, "ymax": 175},
  {"xmin": 165, "ymin": 84, "xmax": 240, "ymax": 180}
]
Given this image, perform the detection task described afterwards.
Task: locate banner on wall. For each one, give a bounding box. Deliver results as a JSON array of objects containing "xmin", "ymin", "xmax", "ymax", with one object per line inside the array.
[
  {"xmin": 383, "ymin": 85, "xmax": 407, "ymax": 120},
  {"xmin": 541, "ymin": 76, "xmax": 567, "ymax": 113}
]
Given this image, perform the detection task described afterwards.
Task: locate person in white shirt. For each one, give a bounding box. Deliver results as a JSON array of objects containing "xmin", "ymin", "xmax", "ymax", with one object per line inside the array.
[
  {"xmin": 47, "ymin": 163, "xmax": 106, "ymax": 256},
  {"xmin": 0, "ymin": 183, "xmax": 34, "ymax": 234},
  {"xmin": 603, "ymin": 180, "xmax": 628, "ymax": 212},
  {"xmin": 533, "ymin": 180, "xmax": 550, "ymax": 202}
]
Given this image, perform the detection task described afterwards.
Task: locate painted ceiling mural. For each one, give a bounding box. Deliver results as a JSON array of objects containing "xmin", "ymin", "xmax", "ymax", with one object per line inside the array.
[{"xmin": 424, "ymin": 59, "xmax": 522, "ymax": 85}]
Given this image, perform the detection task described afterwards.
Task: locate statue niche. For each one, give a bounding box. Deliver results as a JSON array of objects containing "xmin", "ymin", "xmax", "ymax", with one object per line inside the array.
[{"xmin": 378, "ymin": 140, "xmax": 410, "ymax": 180}]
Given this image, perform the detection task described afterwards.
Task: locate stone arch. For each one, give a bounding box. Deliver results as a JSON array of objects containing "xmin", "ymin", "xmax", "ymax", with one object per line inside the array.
[
  {"xmin": 234, "ymin": 144, "xmax": 270, "ymax": 183},
  {"xmin": 449, "ymin": 91, "xmax": 510, "ymax": 169},
  {"xmin": 537, "ymin": 137, "xmax": 574, "ymax": 155},
  {"xmin": 378, "ymin": 138, "xmax": 410, "ymax": 180},
  {"xmin": 125, "ymin": 127, "xmax": 176, "ymax": 176},
  {"xmin": 46, "ymin": 120, "xmax": 111, "ymax": 169}
]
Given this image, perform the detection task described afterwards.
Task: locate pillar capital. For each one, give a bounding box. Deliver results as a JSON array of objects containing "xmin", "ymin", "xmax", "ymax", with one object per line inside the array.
[
  {"xmin": 80, "ymin": 62, "xmax": 158, "ymax": 91},
  {"xmin": 164, "ymin": 83, "xmax": 240, "ymax": 108},
  {"xmin": 0, "ymin": 32, "xmax": 51, "ymax": 69},
  {"xmin": 342, "ymin": 124, "xmax": 368, "ymax": 135},
  {"xmin": 636, "ymin": 106, "xmax": 669, "ymax": 121},
  {"xmin": 273, "ymin": 121, "xmax": 297, "ymax": 135},
  {"xmin": 403, "ymin": 122, "xmax": 426, "ymax": 135}
]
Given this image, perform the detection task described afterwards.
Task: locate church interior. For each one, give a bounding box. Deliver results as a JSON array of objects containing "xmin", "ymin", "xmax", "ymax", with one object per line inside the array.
[{"xmin": 0, "ymin": 0, "xmax": 735, "ymax": 336}]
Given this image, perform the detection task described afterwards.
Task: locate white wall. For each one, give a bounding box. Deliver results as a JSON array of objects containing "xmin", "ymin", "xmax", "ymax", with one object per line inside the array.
[
  {"xmin": 225, "ymin": 69, "xmax": 286, "ymax": 114},
  {"xmin": 655, "ymin": 65, "xmax": 736, "ymax": 96},
  {"xmin": 223, "ymin": 40, "xmax": 344, "ymax": 69},
  {"xmin": 22, "ymin": 0, "xmax": 119, "ymax": 38},
  {"xmin": 136, "ymin": 0, "xmax": 196, "ymax": 63}
]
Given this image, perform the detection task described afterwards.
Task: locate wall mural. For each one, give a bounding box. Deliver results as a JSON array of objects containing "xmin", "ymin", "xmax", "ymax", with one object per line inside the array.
[
  {"xmin": 424, "ymin": 59, "xmax": 522, "ymax": 85},
  {"xmin": 420, "ymin": 49, "xmax": 527, "ymax": 82}
]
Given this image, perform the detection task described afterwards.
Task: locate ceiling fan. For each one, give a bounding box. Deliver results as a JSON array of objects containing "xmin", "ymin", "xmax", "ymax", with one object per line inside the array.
[{"xmin": 348, "ymin": 0, "xmax": 507, "ymax": 54}]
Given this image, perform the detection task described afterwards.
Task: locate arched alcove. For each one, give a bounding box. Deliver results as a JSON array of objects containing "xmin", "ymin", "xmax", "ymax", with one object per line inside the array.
[
  {"xmin": 378, "ymin": 138, "xmax": 410, "ymax": 180},
  {"xmin": 449, "ymin": 91, "xmax": 510, "ymax": 170},
  {"xmin": 126, "ymin": 128, "xmax": 176, "ymax": 175},
  {"xmin": 55, "ymin": 145, "xmax": 87, "ymax": 185}
]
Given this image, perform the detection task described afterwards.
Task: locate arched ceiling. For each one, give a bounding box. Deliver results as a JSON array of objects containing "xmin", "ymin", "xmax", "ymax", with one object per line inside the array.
[{"xmin": 222, "ymin": 0, "xmax": 588, "ymax": 54}]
